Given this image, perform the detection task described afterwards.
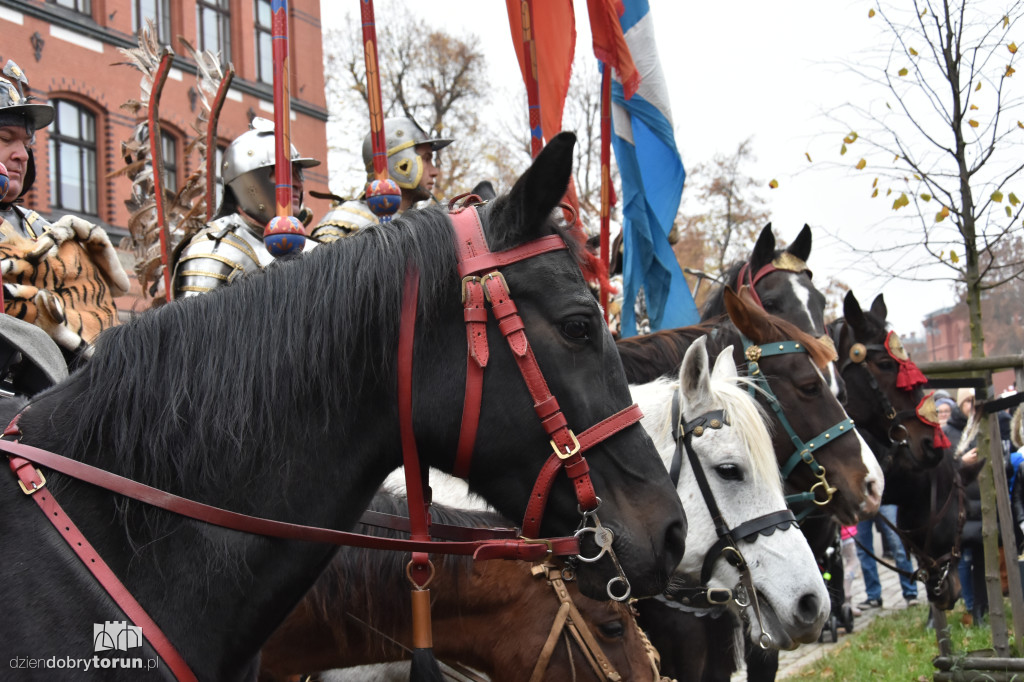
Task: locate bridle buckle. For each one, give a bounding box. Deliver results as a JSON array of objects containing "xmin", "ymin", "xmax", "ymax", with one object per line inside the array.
[
  {"xmin": 460, "ymin": 275, "xmax": 481, "ymax": 303},
  {"xmin": 552, "ymin": 430, "xmax": 581, "ymax": 459}
]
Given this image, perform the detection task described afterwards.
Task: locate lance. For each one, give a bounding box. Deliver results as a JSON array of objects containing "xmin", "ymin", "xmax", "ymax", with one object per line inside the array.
[
  {"xmin": 263, "ymin": 0, "xmax": 305, "ymax": 257},
  {"xmin": 205, "ymin": 64, "xmax": 235, "ymax": 223},
  {"xmin": 0, "ymin": 160, "xmax": 8, "ymax": 310},
  {"xmin": 360, "ymin": 0, "xmax": 400, "ymax": 221},
  {"xmin": 518, "ymin": 0, "xmax": 543, "ymax": 158},
  {"xmin": 147, "ymin": 49, "xmax": 175, "ymax": 302}
]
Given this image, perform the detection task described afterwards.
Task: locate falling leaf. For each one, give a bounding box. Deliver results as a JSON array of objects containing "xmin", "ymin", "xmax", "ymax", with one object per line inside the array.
[
  {"xmin": 1005, "ymin": 15, "xmax": 1010, "ymax": 28},
  {"xmin": 840, "ymin": 143, "xmax": 848, "ymax": 155},
  {"xmin": 893, "ymin": 193, "xmax": 910, "ymax": 210},
  {"xmin": 856, "ymin": 158, "xmax": 867, "ymax": 170},
  {"xmin": 1007, "ymin": 65, "xmax": 1016, "ymax": 77},
  {"xmin": 976, "ymin": 81, "xmax": 983, "ymax": 91},
  {"xmin": 1019, "ymin": 121, "xmax": 1024, "ymax": 128},
  {"xmin": 887, "ymin": 188, "xmax": 893, "ymax": 196},
  {"xmin": 920, "ymin": 7, "xmax": 927, "ymax": 16},
  {"xmin": 969, "ymin": 119, "xmax": 979, "ymax": 127},
  {"xmin": 950, "ymin": 251, "xmax": 960, "ymax": 263},
  {"xmin": 936, "ymin": 205, "xmax": 950, "ymax": 222},
  {"xmin": 805, "ymin": 152, "xmax": 812, "ymax": 162},
  {"xmin": 844, "ymin": 132, "xmax": 859, "ymax": 144},
  {"xmin": 992, "ymin": 190, "xmax": 1004, "ymax": 202},
  {"xmin": 1008, "ymin": 206, "xmax": 1014, "ymax": 217},
  {"xmin": 910, "ymin": 47, "xmax": 918, "ymax": 56},
  {"xmin": 769, "ymin": 179, "xmax": 779, "ymax": 189},
  {"xmin": 869, "ymin": 8, "xmax": 875, "ymax": 17},
  {"xmin": 872, "ymin": 188, "xmax": 879, "ymax": 198},
  {"xmin": 1010, "ymin": 42, "xmax": 1019, "ymax": 54},
  {"xmin": 872, "ymin": 178, "xmax": 878, "ymax": 188},
  {"xmin": 913, "ymin": 174, "xmax": 921, "ymax": 180},
  {"xmin": 898, "ymin": 67, "xmax": 909, "ymax": 76},
  {"xmin": 921, "ymin": 193, "xmax": 932, "ymax": 201},
  {"xmin": 970, "ymin": 104, "xmax": 979, "ymax": 110},
  {"xmin": 1010, "ymin": 192, "xmax": 1020, "ymax": 206}
]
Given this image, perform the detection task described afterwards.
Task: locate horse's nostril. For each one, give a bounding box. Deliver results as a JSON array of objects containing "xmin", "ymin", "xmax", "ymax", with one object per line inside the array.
[
  {"xmin": 663, "ymin": 519, "xmax": 686, "ymax": 574},
  {"xmin": 797, "ymin": 591, "xmax": 823, "ymax": 625}
]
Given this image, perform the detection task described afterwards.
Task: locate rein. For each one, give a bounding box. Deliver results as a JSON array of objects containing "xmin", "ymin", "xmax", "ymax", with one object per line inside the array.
[
  {"xmin": 661, "ymin": 393, "xmax": 797, "ymax": 649},
  {"xmin": 739, "ymin": 336, "xmax": 855, "ymax": 519},
  {"xmin": 3, "ymin": 201, "xmax": 649, "ymax": 678}
]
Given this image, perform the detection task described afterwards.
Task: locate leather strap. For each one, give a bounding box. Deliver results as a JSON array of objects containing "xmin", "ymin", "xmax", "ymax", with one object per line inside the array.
[{"xmin": 8, "ymin": 455, "xmax": 197, "ymax": 682}]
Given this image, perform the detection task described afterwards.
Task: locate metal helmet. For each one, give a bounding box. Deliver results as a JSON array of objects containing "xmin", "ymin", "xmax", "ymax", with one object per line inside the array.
[
  {"xmin": 361, "ymin": 117, "xmax": 452, "ymax": 190},
  {"xmin": 219, "ymin": 117, "xmax": 320, "ymax": 225},
  {"xmin": 0, "ymin": 60, "xmax": 54, "ymax": 201}
]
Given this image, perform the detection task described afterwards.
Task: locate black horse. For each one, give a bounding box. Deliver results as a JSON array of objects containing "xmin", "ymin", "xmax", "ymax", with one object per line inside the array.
[{"xmin": 0, "ymin": 133, "xmax": 685, "ymax": 681}]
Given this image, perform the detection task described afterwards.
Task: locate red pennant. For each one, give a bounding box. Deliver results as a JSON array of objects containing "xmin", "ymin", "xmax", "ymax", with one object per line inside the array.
[
  {"xmin": 932, "ymin": 426, "xmax": 951, "ymax": 450},
  {"xmin": 896, "ymin": 360, "xmax": 928, "ymax": 391}
]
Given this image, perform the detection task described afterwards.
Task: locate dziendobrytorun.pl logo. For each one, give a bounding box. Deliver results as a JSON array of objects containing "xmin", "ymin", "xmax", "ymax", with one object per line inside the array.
[{"xmin": 8, "ymin": 621, "xmax": 161, "ymax": 673}]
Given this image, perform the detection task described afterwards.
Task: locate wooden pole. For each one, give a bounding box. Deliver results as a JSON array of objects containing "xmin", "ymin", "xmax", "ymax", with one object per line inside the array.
[
  {"xmin": 599, "ymin": 66, "xmax": 612, "ymax": 323},
  {"xmin": 205, "ymin": 65, "xmax": 235, "ymax": 223}
]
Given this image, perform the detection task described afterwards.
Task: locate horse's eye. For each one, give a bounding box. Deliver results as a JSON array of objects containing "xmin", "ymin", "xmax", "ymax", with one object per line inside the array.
[
  {"xmin": 876, "ymin": 360, "xmax": 898, "ymax": 373},
  {"xmin": 715, "ymin": 463, "xmax": 743, "ymax": 481},
  {"xmin": 762, "ymin": 299, "xmax": 780, "ymax": 312},
  {"xmin": 561, "ymin": 318, "xmax": 590, "ymax": 342},
  {"xmin": 799, "ymin": 382, "xmax": 821, "ymax": 397},
  {"xmin": 597, "ymin": 619, "xmax": 625, "ymax": 639}
]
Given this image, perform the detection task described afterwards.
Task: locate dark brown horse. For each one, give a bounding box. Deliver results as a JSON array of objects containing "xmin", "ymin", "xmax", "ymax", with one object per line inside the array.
[{"xmin": 259, "ymin": 491, "xmax": 666, "ymax": 682}]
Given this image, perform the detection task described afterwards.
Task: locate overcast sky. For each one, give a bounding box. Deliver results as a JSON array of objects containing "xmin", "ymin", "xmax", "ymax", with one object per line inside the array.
[{"xmin": 319, "ymin": 0, "xmax": 1022, "ymax": 338}]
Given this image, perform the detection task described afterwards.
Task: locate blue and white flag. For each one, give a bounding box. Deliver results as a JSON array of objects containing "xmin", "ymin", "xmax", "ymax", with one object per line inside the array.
[{"xmin": 610, "ymin": 0, "xmax": 698, "ymax": 337}]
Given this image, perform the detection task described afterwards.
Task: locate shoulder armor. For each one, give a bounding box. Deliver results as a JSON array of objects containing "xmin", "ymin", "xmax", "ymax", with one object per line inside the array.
[
  {"xmin": 173, "ymin": 216, "xmax": 272, "ymax": 297},
  {"xmin": 310, "ymin": 200, "xmax": 378, "ymax": 244}
]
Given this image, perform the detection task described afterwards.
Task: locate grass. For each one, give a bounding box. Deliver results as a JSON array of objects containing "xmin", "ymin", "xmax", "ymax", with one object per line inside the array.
[{"xmin": 790, "ymin": 601, "xmax": 1018, "ymax": 681}]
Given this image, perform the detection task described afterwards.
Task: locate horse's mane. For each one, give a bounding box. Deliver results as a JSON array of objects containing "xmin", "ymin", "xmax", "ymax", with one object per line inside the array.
[
  {"xmin": 307, "ymin": 489, "xmax": 514, "ymax": 629},
  {"xmin": 632, "ymin": 372, "xmax": 781, "ymax": 496},
  {"xmin": 740, "ymin": 301, "xmax": 836, "ymax": 371},
  {"xmin": 28, "ymin": 200, "xmax": 587, "ymax": 496},
  {"xmin": 616, "ymin": 324, "xmax": 716, "ymax": 384}
]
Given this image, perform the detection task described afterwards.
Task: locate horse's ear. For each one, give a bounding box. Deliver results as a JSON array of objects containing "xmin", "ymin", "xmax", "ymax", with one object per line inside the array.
[
  {"xmin": 787, "ymin": 224, "xmax": 812, "ymax": 262},
  {"xmin": 750, "ymin": 223, "xmax": 776, "ymax": 271},
  {"xmin": 471, "ymin": 180, "xmax": 497, "ymax": 201},
  {"xmin": 869, "ymin": 294, "xmax": 888, "ymax": 322},
  {"xmin": 843, "ymin": 290, "xmax": 866, "ymax": 331},
  {"xmin": 680, "ymin": 336, "xmax": 713, "ymax": 408},
  {"xmin": 712, "ymin": 344, "xmax": 738, "ymax": 381},
  {"xmin": 506, "ymin": 132, "xmax": 576, "ymax": 239},
  {"xmin": 724, "ymin": 286, "xmax": 770, "ymax": 342}
]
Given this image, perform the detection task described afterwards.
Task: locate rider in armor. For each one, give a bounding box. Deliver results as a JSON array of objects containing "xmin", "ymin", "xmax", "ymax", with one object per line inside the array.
[
  {"xmin": 0, "ymin": 59, "xmax": 129, "ymax": 364},
  {"xmin": 310, "ymin": 116, "xmax": 451, "ymax": 242},
  {"xmin": 172, "ymin": 117, "xmax": 320, "ymax": 297}
]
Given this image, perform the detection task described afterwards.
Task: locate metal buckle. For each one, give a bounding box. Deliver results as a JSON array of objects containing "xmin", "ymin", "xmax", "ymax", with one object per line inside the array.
[
  {"xmin": 461, "ymin": 275, "xmax": 481, "ymax": 303},
  {"xmin": 707, "ymin": 587, "xmax": 733, "ymax": 604},
  {"xmin": 18, "ymin": 468, "xmax": 46, "ymax": 495},
  {"xmin": 481, "ymin": 271, "xmax": 508, "ymax": 303},
  {"xmin": 552, "ymin": 430, "xmax": 581, "ymax": 459},
  {"xmin": 520, "ymin": 536, "xmax": 554, "ymax": 560}
]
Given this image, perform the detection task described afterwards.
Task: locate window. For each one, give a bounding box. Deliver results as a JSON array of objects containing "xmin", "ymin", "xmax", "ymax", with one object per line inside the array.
[
  {"xmin": 133, "ymin": 0, "xmax": 171, "ymax": 45},
  {"xmin": 48, "ymin": 101, "xmax": 98, "ymax": 216},
  {"xmin": 49, "ymin": 0, "xmax": 91, "ymax": 14},
  {"xmin": 161, "ymin": 133, "xmax": 178, "ymax": 194},
  {"xmin": 197, "ymin": 0, "xmax": 231, "ymax": 66},
  {"xmin": 255, "ymin": 0, "xmax": 274, "ymax": 85}
]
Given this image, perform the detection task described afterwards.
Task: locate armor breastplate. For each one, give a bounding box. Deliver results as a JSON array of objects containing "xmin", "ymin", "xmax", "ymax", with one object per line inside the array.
[
  {"xmin": 310, "ymin": 199, "xmax": 378, "ymax": 243},
  {"xmin": 173, "ymin": 214, "xmax": 314, "ymax": 297},
  {"xmin": 0, "ymin": 206, "xmax": 52, "ymax": 240}
]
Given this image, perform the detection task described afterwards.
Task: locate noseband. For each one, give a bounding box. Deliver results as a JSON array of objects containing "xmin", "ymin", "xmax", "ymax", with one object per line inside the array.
[
  {"xmin": 740, "ymin": 336, "xmax": 856, "ymax": 519},
  {"xmin": 660, "ymin": 393, "xmax": 798, "ymax": 649}
]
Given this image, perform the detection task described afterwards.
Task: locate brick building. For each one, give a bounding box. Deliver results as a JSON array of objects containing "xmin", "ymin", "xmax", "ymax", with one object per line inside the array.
[{"xmin": 0, "ymin": 0, "xmax": 331, "ymax": 309}]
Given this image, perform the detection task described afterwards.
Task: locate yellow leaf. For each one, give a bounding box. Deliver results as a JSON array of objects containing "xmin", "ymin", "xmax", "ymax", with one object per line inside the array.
[
  {"xmin": 1010, "ymin": 192, "xmax": 1020, "ymax": 206},
  {"xmin": 898, "ymin": 67, "xmax": 909, "ymax": 76},
  {"xmin": 869, "ymin": 8, "xmax": 875, "ymax": 17},
  {"xmin": 893, "ymin": 193, "xmax": 910, "ymax": 210},
  {"xmin": 805, "ymin": 152, "xmax": 813, "ymax": 162},
  {"xmin": 920, "ymin": 7, "xmax": 927, "ymax": 16},
  {"xmin": 950, "ymin": 251, "xmax": 959, "ymax": 263},
  {"xmin": 887, "ymin": 188, "xmax": 892, "ymax": 196},
  {"xmin": 840, "ymin": 144, "xmax": 848, "ymax": 155},
  {"xmin": 910, "ymin": 47, "xmax": 918, "ymax": 56},
  {"xmin": 970, "ymin": 104, "xmax": 979, "ymax": 110},
  {"xmin": 913, "ymin": 174, "xmax": 921, "ymax": 180},
  {"xmin": 769, "ymin": 179, "xmax": 779, "ymax": 189},
  {"xmin": 1019, "ymin": 121, "xmax": 1024, "ymax": 128},
  {"xmin": 1008, "ymin": 205, "xmax": 1014, "ymax": 217},
  {"xmin": 976, "ymin": 81, "xmax": 982, "ymax": 91},
  {"xmin": 1005, "ymin": 15, "xmax": 1010, "ymax": 28},
  {"xmin": 872, "ymin": 188, "xmax": 879, "ymax": 198},
  {"xmin": 1007, "ymin": 65, "xmax": 1016, "ymax": 77},
  {"xmin": 872, "ymin": 177, "xmax": 878, "ymax": 188},
  {"xmin": 1010, "ymin": 42, "xmax": 1019, "ymax": 54},
  {"xmin": 936, "ymin": 211, "xmax": 946, "ymax": 223},
  {"xmin": 992, "ymin": 190, "xmax": 1004, "ymax": 202},
  {"xmin": 939, "ymin": 205, "xmax": 949, "ymax": 218},
  {"xmin": 844, "ymin": 132, "xmax": 859, "ymax": 144},
  {"xmin": 856, "ymin": 158, "xmax": 867, "ymax": 170},
  {"xmin": 921, "ymin": 193, "xmax": 932, "ymax": 202},
  {"xmin": 969, "ymin": 119, "xmax": 979, "ymax": 127}
]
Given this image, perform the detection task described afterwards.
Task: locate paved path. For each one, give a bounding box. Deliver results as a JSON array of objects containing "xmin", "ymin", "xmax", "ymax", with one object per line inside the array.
[{"xmin": 731, "ymin": 531, "xmax": 918, "ymax": 680}]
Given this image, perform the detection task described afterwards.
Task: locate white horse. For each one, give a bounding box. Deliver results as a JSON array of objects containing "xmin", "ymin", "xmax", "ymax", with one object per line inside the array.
[{"xmin": 629, "ymin": 336, "xmax": 829, "ymax": 652}]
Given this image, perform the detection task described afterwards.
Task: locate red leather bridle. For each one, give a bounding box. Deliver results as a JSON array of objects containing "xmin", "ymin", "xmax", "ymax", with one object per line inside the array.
[{"xmin": 3, "ymin": 199, "xmax": 648, "ymax": 680}]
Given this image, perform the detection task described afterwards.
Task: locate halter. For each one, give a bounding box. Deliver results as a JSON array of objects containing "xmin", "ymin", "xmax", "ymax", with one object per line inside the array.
[
  {"xmin": 2, "ymin": 200, "xmax": 650, "ymax": 678},
  {"xmin": 832, "ymin": 320, "xmax": 949, "ymax": 468},
  {"xmin": 736, "ymin": 253, "xmax": 813, "ymax": 310},
  {"xmin": 739, "ymin": 335, "xmax": 856, "ymax": 520},
  {"xmin": 660, "ymin": 392, "xmax": 798, "ymax": 649}
]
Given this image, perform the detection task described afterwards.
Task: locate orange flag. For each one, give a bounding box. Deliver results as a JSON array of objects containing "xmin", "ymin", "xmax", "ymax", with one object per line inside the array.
[{"xmin": 586, "ymin": 0, "xmax": 640, "ymax": 98}]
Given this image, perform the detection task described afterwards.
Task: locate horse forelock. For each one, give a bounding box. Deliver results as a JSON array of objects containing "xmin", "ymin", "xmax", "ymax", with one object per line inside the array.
[
  {"xmin": 30, "ymin": 207, "xmax": 461, "ymax": 495},
  {"xmin": 743, "ymin": 310, "xmax": 837, "ymax": 370}
]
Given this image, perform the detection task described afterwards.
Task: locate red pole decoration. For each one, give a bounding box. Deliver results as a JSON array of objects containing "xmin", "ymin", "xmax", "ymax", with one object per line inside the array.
[
  {"xmin": 599, "ymin": 66, "xmax": 612, "ymax": 323},
  {"xmin": 519, "ymin": 0, "xmax": 543, "ymax": 158},
  {"xmin": 360, "ymin": 0, "xmax": 401, "ymax": 222},
  {"xmin": 263, "ymin": 0, "xmax": 305, "ymax": 256},
  {"xmin": 147, "ymin": 50, "xmax": 175, "ymax": 302},
  {"xmin": 206, "ymin": 65, "xmax": 235, "ymax": 223}
]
